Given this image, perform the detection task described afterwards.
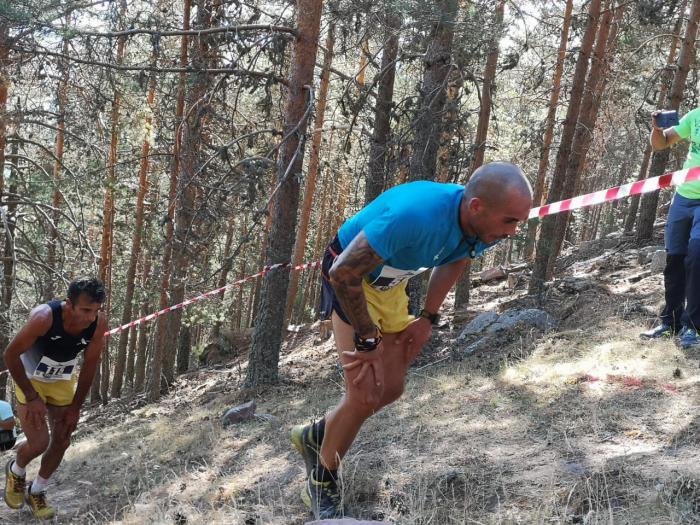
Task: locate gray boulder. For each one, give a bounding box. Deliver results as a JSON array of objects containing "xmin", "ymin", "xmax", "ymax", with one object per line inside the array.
[
  {"xmin": 455, "ymin": 308, "xmax": 557, "ymax": 357},
  {"xmin": 637, "ymin": 245, "xmax": 665, "ymax": 265},
  {"xmin": 458, "ymin": 311, "xmax": 499, "ymax": 339},
  {"xmin": 221, "ymin": 401, "xmax": 256, "ymax": 427},
  {"xmin": 650, "ymin": 250, "xmax": 666, "ymax": 273},
  {"xmin": 486, "ymin": 308, "xmax": 556, "ymax": 333}
]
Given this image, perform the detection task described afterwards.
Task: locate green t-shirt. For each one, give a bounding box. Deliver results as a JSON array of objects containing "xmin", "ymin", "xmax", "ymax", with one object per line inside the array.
[{"xmin": 673, "ymin": 107, "xmax": 700, "ymax": 199}]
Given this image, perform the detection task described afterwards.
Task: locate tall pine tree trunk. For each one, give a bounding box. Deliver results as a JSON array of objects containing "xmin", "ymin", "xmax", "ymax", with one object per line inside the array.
[
  {"xmin": 0, "ymin": 22, "xmax": 9, "ymax": 200},
  {"xmin": 408, "ymin": 0, "xmax": 458, "ymax": 182},
  {"xmin": 245, "ymin": 0, "xmax": 322, "ymax": 387},
  {"xmin": 365, "ymin": 11, "xmax": 401, "ymax": 203},
  {"xmin": 286, "ymin": 23, "xmax": 334, "ymax": 322},
  {"xmin": 529, "ymin": 0, "xmax": 602, "ymax": 296},
  {"xmin": 625, "ymin": 0, "xmax": 685, "ymax": 233},
  {"xmin": 149, "ymin": 0, "xmax": 190, "ymax": 402},
  {"xmin": 0, "ymin": 131, "xmax": 18, "ymax": 398},
  {"xmin": 545, "ymin": 4, "xmax": 617, "ymax": 277},
  {"xmin": 93, "ymin": 1, "xmax": 127, "ymax": 403},
  {"xmin": 637, "ymin": 0, "xmax": 699, "ymax": 242},
  {"xmin": 111, "ymin": 59, "xmax": 156, "ymax": 398},
  {"xmin": 523, "ymin": 0, "xmax": 574, "ymax": 260},
  {"xmin": 0, "ymin": 23, "xmax": 11, "ymax": 397},
  {"xmin": 133, "ymin": 252, "xmax": 153, "ymax": 394},
  {"xmin": 210, "ymin": 217, "xmax": 236, "ymax": 340},
  {"xmin": 407, "ymin": 0, "xmax": 459, "ymax": 312},
  {"xmin": 166, "ymin": 0, "xmax": 214, "ymax": 385},
  {"xmin": 454, "ymin": 0, "xmax": 505, "ymax": 309}
]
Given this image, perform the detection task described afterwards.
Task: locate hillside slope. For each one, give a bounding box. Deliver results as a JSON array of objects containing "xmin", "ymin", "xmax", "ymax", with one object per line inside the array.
[{"xmin": 2, "ymin": 231, "xmax": 699, "ymax": 525}]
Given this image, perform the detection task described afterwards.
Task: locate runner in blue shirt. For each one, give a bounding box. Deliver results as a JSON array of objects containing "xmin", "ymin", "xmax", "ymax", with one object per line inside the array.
[
  {"xmin": 0, "ymin": 400, "xmax": 16, "ymax": 452},
  {"xmin": 291, "ymin": 161, "xmax": 532, "ymax": 519}
]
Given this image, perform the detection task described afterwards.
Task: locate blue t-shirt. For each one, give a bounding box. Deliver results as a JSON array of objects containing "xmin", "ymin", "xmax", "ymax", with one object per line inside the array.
[
  {"xmin": 0, "ymin": 400, "xmax": 16, "ymax": 438},
  {"xmin": 338, "ymin": 181, "xmax": 498, "ymax": 290}
]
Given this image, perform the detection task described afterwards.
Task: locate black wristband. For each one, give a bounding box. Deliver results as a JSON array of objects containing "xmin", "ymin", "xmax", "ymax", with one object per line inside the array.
[
  {"xmin": 354, "ymin": 330, "xmax": 382, "ymax": 352},
  {"xmin": 418, "ymin": 309, "xmax": 440, "ymax": 325}
]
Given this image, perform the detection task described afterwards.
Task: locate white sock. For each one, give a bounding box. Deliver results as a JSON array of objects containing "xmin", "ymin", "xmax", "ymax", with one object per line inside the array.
[
  {"xmin": 10, "ymin": 461, "xmax": 25, "ymax": 477},
  {"xmin": 30, "ymin": 476, "xmax": 49, "ymax": 494}
]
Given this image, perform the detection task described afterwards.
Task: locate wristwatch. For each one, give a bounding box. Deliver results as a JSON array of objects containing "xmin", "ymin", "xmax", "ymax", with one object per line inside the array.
[
  {"xmin": 418, "ymin": 309, "xmax": 440, "ymax": 325},
  {"xmin": 354, "ymin": 329, "xmax": 382, "ymax": 352}
]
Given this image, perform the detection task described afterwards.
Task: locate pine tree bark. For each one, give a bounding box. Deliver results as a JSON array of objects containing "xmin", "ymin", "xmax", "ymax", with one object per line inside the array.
[
  {"xmin": 435, "ymin": 78, "xmax": 462, "ymax": 183},
  {"xmin": 637, "ymin": 0, "xmax": 699, "ymax": 242},
  {"xmin": 407, "ymin": 0, "xmax": 459, "ymax": 312},
  {"xmin": 298, "ymin": 173, "xmax": 329, "ymax": 322},
  {"xmin": 529, "ymin": 0, "xmax": 602, "ymax": 296},
  {"xmin": 523, "ymin": 0, "xmax": 574, "ymax": 260},
  {"xmin": 245, "ymin": 0, "xmax": 323, "ymax": 387},
  {"xmin": 286, "ymin": 23, "xmax": 334, "ymax": 322},
  {"xmin": 165, "ymin": 0, "xmax": 214, "ymax": 384},
  {"xmin": 408, "ymin": 0, "xmax": 458, "ymax": 183},
  {"xmin": 624, "ymin": 146, "xmax": 652, "ymax": 232},
  {"xmin": 470, "ymin": 0, "xmax": 504, "ymax": 171},
  {"xmin": 545, "ymin": 4, "xmax": 617, "ymax": 277},
  {"xmin": 210, "ymin": 217, "xmax": 236, "ymax": 340},
  {"xmin": 133, "ymin": 254, "xmax": 152, "ymax": 394},
  {"xmin": 233, "ymin": 220, "xmax": 248, "ymax": 331},
  {"xmin": 149, "ymin": 0, "xmax": 191, "ymax": 402},
  {"xmin": 365, "ymin": 11, "xmax": 400, "ymax": 203},
  {"xmin": 0, "ymin": 132, "xmax": 18, "ymax": 398},
  {"xmin": 93, "ymin": 1, "xmax": 127, "ymax": 403},
  {"xmin": 0, "ymin": 22, "xmax": 9, "ymax": 200}
]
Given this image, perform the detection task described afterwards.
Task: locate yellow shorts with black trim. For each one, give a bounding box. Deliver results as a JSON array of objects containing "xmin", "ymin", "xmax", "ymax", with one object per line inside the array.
[
  {"xmin": 15, "ymin": 376, "xmax": 77, "ymax": 407},
  {"xmin": 362, "ymin": 279, "xmax": 415, "ymax": 334}
]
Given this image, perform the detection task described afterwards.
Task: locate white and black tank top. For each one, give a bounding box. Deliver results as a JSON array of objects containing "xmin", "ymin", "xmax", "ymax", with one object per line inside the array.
[{"xmin": 21, "ymin": 300, "xmax": 98, "ymax": 383}]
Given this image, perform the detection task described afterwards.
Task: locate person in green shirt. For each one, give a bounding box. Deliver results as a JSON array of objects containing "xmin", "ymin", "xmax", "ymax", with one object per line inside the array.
[{"xmin": 641, "ymin": 108, "xmax": 700, "ymax": 347}]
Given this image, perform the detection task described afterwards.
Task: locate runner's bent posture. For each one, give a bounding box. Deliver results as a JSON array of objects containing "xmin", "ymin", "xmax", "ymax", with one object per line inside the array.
[
  {"xmin": 291, "ymin": 162, "xmax": 533, "ymax": 518},
  {"xmin": 3, "ymin": 277, "xmax": 107, "ymax": 520}
]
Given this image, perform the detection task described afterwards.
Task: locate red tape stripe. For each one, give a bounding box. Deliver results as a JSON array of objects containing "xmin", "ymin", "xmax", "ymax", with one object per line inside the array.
[
  {"xmin": 529, "ymin": 166, "xmax": 700, "ymax": 219},
  {"xmin": 103, "ymin": 260, "xmax": 321, "ymax": 337}
]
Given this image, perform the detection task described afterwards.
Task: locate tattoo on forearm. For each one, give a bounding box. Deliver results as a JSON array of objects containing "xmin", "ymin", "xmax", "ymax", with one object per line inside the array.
[{"xmin": 330, "ymin": 233, "xmax": 383, "ymax": 336}]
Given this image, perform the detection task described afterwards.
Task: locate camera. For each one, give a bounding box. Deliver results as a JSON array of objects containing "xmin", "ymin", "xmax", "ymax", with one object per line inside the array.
[{"xmin": 655, "ymin": 110, "xmax": 680, "ymax": 128}]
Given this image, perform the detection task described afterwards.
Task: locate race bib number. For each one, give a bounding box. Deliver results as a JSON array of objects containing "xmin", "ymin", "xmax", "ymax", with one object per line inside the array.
[
  {"xmin": 368, "ymin": 265, "xmax": 428, "ymax": 291},
  {"xmin": 32, "ymin": 355, "xmax": 76, "ymax": 383}
]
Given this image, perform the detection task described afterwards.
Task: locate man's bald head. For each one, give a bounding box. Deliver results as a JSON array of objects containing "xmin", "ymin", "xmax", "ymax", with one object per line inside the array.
[
  {"xmin": 464, "ymin": 161, "xmax": 533, "ymax": 205},
  {"xmin": 460, "ymin": 162, "xmax": 533, "ymax": 244}
]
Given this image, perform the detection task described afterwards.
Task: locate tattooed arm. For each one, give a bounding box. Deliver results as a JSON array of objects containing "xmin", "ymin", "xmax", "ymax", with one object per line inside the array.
[{"xmin": 328, "ymin": 230, "xmax": 383, "ymax": 337}]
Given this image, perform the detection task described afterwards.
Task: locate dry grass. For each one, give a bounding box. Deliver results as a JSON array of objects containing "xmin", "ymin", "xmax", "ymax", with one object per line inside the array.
[{"xmin": 2, "ymin": 243, "xmax": 700, "ymax": 524}]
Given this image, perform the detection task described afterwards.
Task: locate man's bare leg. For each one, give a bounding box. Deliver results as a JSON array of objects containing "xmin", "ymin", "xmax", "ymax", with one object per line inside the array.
[
  {"xmin": 37, "ymin": 405, "xmax": 72, "ymax": 480},
  {"xmin": 15, "ymin": 403, "xmax": 50, "ymax": 470},
  {"xmin": 320, "ymin": 312, "xmax": 412, "ymax": 470}
]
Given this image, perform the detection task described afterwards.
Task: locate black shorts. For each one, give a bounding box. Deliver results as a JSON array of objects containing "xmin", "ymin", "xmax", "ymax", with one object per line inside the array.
[
  {"xmin": 319, "ymin": 236, "xmax": 352, "ymax": 325},
  {"xmin": 0, "ymin": 430, "xmax": 15, "ymax": 451}
]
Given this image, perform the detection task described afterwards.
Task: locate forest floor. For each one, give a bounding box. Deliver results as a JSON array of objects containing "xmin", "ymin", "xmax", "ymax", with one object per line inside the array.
[{"xmin": 2, "ymin": 227, "xmax": 700, "ymax": 524}]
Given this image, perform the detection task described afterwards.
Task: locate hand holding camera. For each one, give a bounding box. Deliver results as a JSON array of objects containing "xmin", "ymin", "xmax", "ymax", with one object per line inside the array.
[{"xmin": 653, "ymin": 110, "xmax": 679, "ymax": 130}]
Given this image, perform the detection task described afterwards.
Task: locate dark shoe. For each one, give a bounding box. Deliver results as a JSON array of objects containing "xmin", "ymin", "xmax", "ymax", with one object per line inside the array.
[
  {"xmin": 301, "ymin": 471, "xmax": 344, "ymax": 519},
  {"xmin": 290, "ymin": 424, "xmax": 321, "ymax": 477},
  {"xmin": 640, "ymin": 324, "xmax": 674, "ymax": 339},
  {"xmin": 680, "ymin": 327, "xmax": 700, "ymax": 349},
  {"xmin": 25, "ymin": 481, "xmax": 55, "ymax": 520}
]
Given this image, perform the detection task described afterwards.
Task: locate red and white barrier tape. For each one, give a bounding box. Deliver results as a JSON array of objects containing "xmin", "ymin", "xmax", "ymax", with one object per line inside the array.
[
  {"xmin": 529, "ymin": 166, "xmax": 700, "ymax": 219},
  {"xmin": 103, "ymin": 260, "xmax": 321, "ymax": 337}
]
